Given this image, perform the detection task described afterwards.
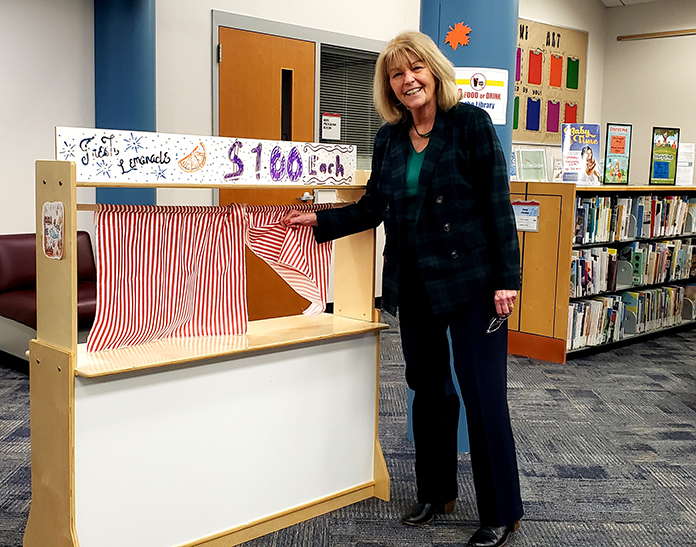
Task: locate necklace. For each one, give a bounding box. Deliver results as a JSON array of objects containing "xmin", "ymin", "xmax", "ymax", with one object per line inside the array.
[{"xmin": 413, "ymin": 123, "xmax": 432, "ymax": 138}]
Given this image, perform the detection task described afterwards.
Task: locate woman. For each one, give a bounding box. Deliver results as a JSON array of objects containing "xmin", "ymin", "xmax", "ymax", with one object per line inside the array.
[{"xmin": 283, "ymin": 31, "xmax": 523, "ymax": 547}]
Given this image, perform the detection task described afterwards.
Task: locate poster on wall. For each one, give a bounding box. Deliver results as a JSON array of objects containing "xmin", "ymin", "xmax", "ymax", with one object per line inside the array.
[
  {"xmin": 561, "ymin": 123, "xmax": 600, "ymax": 184},
  {"xmin": 603, "ymin": 123, "xmax": 632, "ymax": 185},
  {"xmin": 455, "ymin": 67, "xmax": 508, "ymax": 125},
  {"xmin": 649, "ymin": 127, "xmax": 680, "ymax": 185},
  {"xmin": 513, "ymin": 18, "xmax": 589, "ymax": 145},
  {"xmin": 55, "ymin": 127, "xmax": 357, "ymax": 186}
]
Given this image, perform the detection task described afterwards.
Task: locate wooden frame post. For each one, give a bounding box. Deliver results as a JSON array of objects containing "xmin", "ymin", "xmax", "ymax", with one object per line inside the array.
[{"xmin": 24, "ymin": 161, "xmax": 79, "ymax": 547}]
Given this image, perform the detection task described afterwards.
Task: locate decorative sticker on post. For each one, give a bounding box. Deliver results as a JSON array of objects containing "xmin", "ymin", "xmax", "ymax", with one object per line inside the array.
[
  {"xmin": 455, "ymin": 68, "xmax": 509, "ymax": 125},
  {"xmin": 55, "ymin": 127, "xmax": 357, "ymax": 186},
  {"xmin": 42, "ymin": 201, "xmax": 64, "ymax": 260},
  {"xmin": 512, "ymin": 200, "xmax": 540, "ymax": 232},
  {"xmin": 445, "ymin": 22, "xmax": 472, "ymax": 50}
]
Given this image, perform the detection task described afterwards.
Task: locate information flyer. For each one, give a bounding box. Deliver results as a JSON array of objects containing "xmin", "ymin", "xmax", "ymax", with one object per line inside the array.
[
  {"xmin": 603, "ymin": 123, "xmax": 631, "ymax": 185},
  {"xmin": 676, "ymin": 142, "xmax": 695, "ymax": 186},
  {"xmin": 561, "ymin": 123, "xmax": 601, "ymax": 184},
  {"xmin": 455, "ymin": 67, "xmax": 508, "ymax": 125},
  {"xmin": 649, "ymin": 127, "xmax": 680, "ymax": 185}
]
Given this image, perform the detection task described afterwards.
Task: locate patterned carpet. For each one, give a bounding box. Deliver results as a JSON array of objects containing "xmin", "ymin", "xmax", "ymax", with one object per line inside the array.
[{"xmin": 3, "ymin": 315, "xmax": 696, "ymax": 546}]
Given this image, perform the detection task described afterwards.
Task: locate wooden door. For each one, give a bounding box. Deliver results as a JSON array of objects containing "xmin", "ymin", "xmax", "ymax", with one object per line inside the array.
[{"xmin": 218, "ymin": 28, "xmax": 316, "ymax": 320}]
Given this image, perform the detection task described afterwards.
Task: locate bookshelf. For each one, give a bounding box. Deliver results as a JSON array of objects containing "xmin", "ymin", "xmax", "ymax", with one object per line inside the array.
[{"xmin": 508, "ymin": 182, "xmax": 696, "ymax": 364}]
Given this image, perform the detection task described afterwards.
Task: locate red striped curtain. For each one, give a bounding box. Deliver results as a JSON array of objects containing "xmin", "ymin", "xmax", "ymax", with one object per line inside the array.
[
  {"xmin": 245, "ymin": 203, "xmax": 333, "ymax": 317},
  {"xmin": 87, "ymin": 203, "xmax": 334, "ymax": 353},
  {"xmin": 87, "ymin": 204, "xmax": 247, "ymax": 352}
]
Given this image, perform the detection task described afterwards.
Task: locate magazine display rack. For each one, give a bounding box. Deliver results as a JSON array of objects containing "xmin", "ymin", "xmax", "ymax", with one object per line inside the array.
[
  {"xmin": 24, "ymin": 160, "xmax": 389, "ymax": 547},
  {"xmin": 508, "ymin": 181, "xmax": 696, "ymax": 364}
]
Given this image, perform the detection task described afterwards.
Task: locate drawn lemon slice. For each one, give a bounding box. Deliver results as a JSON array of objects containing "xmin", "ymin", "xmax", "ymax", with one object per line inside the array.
[{"xmin": 178, "ymin": 142, "xmax": 207, "ymax": 173}]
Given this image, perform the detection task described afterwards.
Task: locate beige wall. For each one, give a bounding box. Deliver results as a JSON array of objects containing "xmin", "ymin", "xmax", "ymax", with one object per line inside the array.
[
  {"xmin": 0, "ymin": 0, "xmax": 94, "ymax": 235},
  {"xmin": 602, "ymin": 0, "xmax": 696, "ymax": 185}
]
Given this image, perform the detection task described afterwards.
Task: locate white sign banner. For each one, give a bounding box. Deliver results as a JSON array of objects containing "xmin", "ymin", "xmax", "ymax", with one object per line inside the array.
[
  {"xmin": 676, "ymin": 142, "xmax": 695, "ymax": 186},
  {"xmin": 321, "ymin": 113, "xmax": 341, "ymax": 141},
  {"xmin": 512, "ymin": 200, "xmax": 540, "ymax": 232},
  {"xmin": 455, "ymin": 67, "xmax": 509, "ymax": 125},
  {"xmin": 55, "ymin": 127, "xmax": 357, "ymax": 185}
]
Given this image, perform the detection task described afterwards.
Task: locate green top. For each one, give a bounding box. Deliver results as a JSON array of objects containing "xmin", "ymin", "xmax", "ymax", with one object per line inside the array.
[{"xmin": 405, "ymin": 142, "xmax": 426, "ymax": 238}]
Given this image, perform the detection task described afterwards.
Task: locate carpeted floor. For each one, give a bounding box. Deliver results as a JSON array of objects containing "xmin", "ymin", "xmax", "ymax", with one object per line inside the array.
[{"xmin": 3, "ymin": 315, "xmax": 696, "ymax": 546}]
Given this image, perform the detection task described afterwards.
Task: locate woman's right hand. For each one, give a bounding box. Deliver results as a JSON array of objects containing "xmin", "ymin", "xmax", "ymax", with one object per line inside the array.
[{"xmin": 282, "ymin": 210, "xmax": 318, "ymax": 229}]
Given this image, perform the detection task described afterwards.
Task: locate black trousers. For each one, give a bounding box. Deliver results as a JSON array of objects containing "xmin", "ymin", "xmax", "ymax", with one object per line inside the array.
[{"xmin": 398, "ymin": 256, "xmax": 523, "ymax": 527}]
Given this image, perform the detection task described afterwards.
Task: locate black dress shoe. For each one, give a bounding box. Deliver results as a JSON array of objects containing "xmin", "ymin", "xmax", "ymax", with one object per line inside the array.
[
  {"xmin": 467, "ymin": 520, "xmax": 520, "ymax": 547},
  {"xmin": 401, "ymin": 499, "xmax": 456, "ymax": 526}
]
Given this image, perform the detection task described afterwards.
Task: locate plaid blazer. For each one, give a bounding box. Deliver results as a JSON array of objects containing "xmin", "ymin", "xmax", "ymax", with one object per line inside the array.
[{"xmin": 314, "ymin": 103, "xmax": 521, "ymax": 316}]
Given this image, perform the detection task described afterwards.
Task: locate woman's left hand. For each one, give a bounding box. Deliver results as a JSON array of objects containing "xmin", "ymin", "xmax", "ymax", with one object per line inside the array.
[{"xmin": 494, "ymin": 289, "xmax": 517, "ymax": 317}]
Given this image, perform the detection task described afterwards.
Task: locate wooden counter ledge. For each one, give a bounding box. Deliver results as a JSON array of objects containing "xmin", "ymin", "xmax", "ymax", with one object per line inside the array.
[{"xmin": 75, "ymin": 313, "xmax": 388, "ymax": 378}]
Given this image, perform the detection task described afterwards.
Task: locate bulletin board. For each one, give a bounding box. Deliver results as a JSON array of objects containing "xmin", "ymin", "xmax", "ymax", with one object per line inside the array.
[{"xmin": 513, "ymin": 19, "xmax": 589, "ymax": 145}]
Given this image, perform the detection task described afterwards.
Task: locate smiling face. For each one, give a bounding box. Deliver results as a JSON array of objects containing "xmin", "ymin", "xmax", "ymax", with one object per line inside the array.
[{"xmin": 388, "ymin": 52, "xmax": 437, "ymax": 116}]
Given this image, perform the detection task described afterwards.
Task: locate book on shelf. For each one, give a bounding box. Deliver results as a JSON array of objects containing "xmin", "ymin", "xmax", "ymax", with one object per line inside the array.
[
  {"xmin": 607, "ymin": 249, "xmax": 618, "ymax": 292},
  {"xmin": 643, "ymin": 197, "xmax": 653, "ymax": 238},
  {"xmin": 683, "ymin": 284, "xmax": 696, "ymax": 320},
  {"xmin": 621, "ymin": 291, "xmax": 643, "ymax": 333},
  {"xmin": 574, "ymin": 207, "xmax": 586, "ymax": 245},
  {"xmin": 567, "ymin": 295, "xmax": 626, "ymax": 350},
  {"xmin": 567, "ymin": 189, "xmax": 696, "ymax": 352},
  {"xmin": 572, "ymin": 193, "xmax": 696, "ymax": 246},
  {"xmin": 632, "ymin": 196, "xmax": 644, "ymax": 239}
]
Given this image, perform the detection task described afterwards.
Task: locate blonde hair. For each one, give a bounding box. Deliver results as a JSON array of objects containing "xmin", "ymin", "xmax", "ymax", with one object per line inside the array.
[{"xmin": 373, "ymin": 31, "xmax": 461, "ymax": 124}]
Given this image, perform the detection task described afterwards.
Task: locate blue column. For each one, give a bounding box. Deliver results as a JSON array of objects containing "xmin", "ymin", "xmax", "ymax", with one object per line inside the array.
[
  {"xmin": 407, "ymin": 0, "xmax": 519, "ymax": 453},
  {"xmin": 94, "ymin": 0, "xmax": 157, "ymax": 204},
  {"xmin": 420, "ymin": 0, "xmax": 519, "ymax": 155}
]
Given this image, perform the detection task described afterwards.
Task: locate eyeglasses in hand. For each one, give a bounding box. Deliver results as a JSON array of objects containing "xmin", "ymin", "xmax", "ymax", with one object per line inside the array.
[{"xmin": 486, "ymin": 311, "xmax": 512, "ymax": 334}]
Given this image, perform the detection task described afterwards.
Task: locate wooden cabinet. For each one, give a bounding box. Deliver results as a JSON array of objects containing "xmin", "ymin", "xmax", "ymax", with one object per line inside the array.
[
  {"xmin": 509, "ymin": 182, "xmax": 696, "ymax": 364},
  {"xmin": 508, "ymin": 181, "xmax": 574, "ymax": 363}
]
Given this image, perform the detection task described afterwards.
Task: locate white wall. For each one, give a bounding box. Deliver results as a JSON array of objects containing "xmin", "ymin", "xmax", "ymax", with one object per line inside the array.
[
  {"xmin": 155, "ymin": 0, "xmax": 420, "ymax": 137},
  {"xmin": 154, "ymin": 0, "xmax": 420, "ymax": 206},
  {"xmin": 602, "ymin": 0, "xmax": 696, "ymax": 185},
  {"xmin": 0, "ymin": 0, "xmax": 95, "ymax": 235}
]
